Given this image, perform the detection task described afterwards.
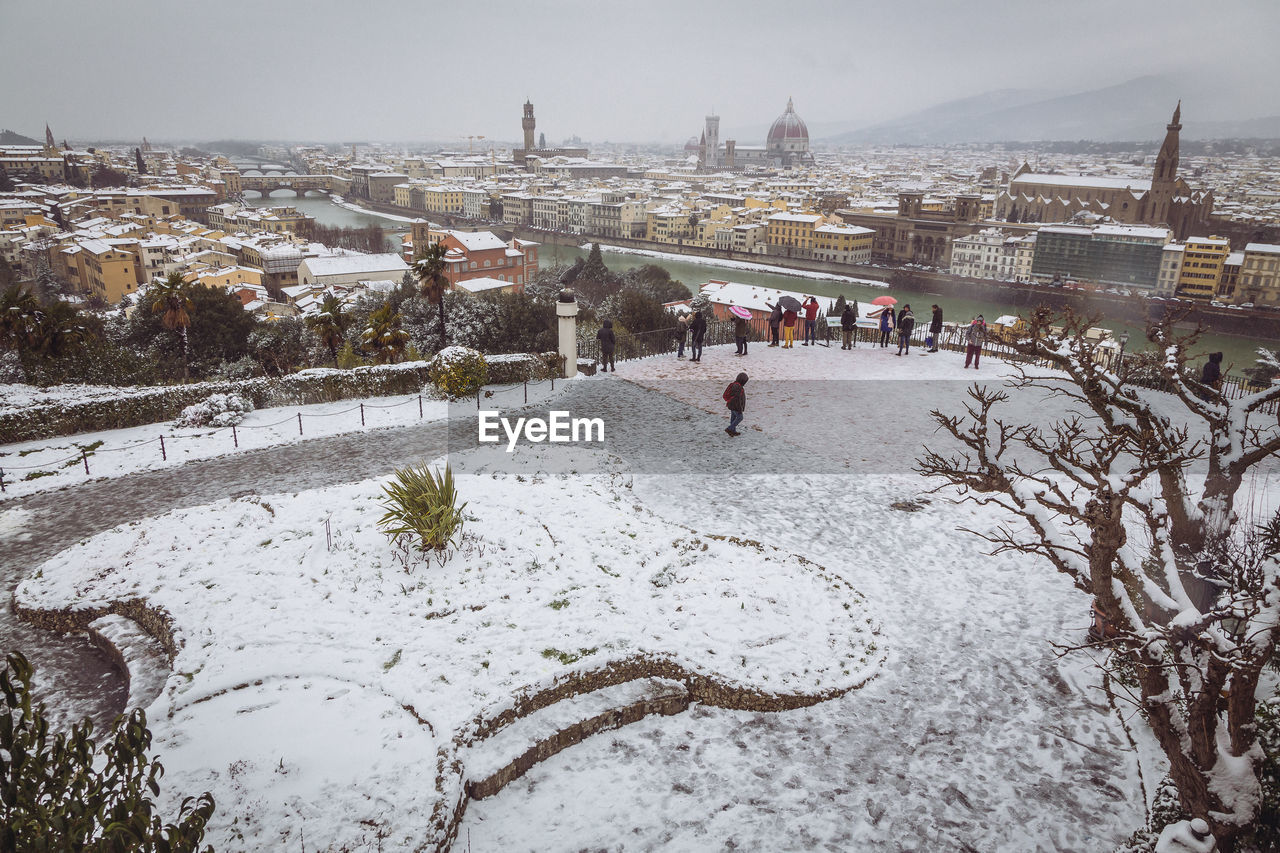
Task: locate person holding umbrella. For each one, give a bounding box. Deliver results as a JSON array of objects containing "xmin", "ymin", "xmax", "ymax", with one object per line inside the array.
[
  {"xmin": 730, "ymin": 305, "xmax": 752, "ymax": 355},
  {"xmin": 872, "ymin": 296, "xmax": 897, "ymax": 348},
  {"xmin": 766, "ymin": 301, "xmax": 782, "ymax": 347},
  {"xmin": 778, "ymin": 295, "xmax": 802, "ymax": 348}
]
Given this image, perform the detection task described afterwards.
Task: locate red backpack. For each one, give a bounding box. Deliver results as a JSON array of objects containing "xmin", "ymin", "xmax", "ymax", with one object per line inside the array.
[{"xmin": 723, "ymin": 382, "xmax": 738, "ymax": 402}]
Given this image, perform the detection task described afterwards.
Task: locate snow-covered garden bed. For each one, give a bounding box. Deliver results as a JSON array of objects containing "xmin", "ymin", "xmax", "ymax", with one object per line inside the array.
[{"xmin": 15, "ymin": 452, "xmax": 880, "ymax": 850}]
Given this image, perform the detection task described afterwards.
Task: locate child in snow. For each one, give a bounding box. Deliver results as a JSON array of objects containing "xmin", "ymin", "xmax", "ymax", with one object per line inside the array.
[
  {"xmin": 724, "ymin": 372, "xmax": 748, "ymax": 436},
  {"xmin": 782, "ymin": 306, "xmax": 798, "ymax": 348}
]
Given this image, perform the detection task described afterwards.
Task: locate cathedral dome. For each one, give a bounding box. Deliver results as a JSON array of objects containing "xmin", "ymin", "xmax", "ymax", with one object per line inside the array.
[{"xmin": 767, "ymin": 98, "xmax": 809, "ymax": 148}]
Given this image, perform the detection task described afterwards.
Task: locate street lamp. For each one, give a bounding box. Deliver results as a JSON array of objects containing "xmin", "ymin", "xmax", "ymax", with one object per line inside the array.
[{"xmin": 1117, "ymin": 330, "xmax": 1130, "ymax": 376}]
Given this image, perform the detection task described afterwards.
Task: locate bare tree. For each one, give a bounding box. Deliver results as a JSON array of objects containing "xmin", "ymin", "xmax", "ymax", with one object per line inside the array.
[{"xmin": 917, "ymin": 308, "xmax": 1280, "ymax": 850}]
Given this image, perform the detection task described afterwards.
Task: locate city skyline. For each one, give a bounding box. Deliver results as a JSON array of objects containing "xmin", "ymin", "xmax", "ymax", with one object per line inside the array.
[{"xmin": 4, "ymin": 0, "xmax": 1280, "ymax": 146}]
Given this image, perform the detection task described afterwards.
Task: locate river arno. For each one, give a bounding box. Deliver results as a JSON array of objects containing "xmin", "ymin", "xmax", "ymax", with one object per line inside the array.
[{"xmin": 544, "ymin": 244, "xmax": 1278, "ymax": 373}]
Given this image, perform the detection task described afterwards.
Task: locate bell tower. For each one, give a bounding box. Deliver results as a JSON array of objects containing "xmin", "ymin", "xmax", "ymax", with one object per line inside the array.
[
  {"xmin": 522, "ymin": 101, "xmax": 536, "ymax": 152},
  {"xmin": 1147, "ymin": 101, "xmax": 1181, "ymax": 227}
]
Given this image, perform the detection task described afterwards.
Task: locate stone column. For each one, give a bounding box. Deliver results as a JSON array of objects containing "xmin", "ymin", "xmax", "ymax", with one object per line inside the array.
[{"xmin": 556, "ymin": 289, "xmax": 579, "ymax": 378}]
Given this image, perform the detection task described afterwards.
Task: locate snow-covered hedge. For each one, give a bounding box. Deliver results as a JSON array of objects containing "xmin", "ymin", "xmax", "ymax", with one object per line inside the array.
[
  {"xmin": 0, "ymin": 362, "xmax": 431, "ymax": 443},
  {"xmin": 0, "ymin": 353, "xmax": 564, "ymax": 443},
  {"xmin": 173, "ymin": 393, "xmax": 255, "ymax": 428}
]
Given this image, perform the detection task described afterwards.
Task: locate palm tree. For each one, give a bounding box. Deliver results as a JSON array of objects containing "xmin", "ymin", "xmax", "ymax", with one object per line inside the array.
[
  {"xmin": 150, "ymin": 271, "xmax": 194, "ymax": 380},
  {"xmin": 26, "ymin": 300, "xmax": 93, "ymax": 359},
  {"xmin": 0, "ymin": 285, "xmax": 39, "ymax": 351},
  {"xmin": 360, "ymin": 302, "xmax": 409, "ymax": 365},
  {"xmin": 412, "ymin": 240, "xmax": 449, "ymax": 351},
  {"xmin": 305, "ymin": 294, "xmax": 347, "ymax": 366}
]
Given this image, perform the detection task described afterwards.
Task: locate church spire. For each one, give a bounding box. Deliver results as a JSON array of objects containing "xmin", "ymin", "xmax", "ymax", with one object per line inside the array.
[
  {"xmin": 1169, "ymin": 100, "xmax": 1181, "ymax": 131},
  {"xmin": 44, "ymin": 123, "xmax": 57, "ymax": 155}
]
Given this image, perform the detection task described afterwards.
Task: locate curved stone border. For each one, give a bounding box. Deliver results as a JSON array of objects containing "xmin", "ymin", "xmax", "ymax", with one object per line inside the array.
[
  {"xmin": 13, "ymin": 597, "xmax": 178, "ymax": 663},
  {"xmin": 86, "ymin": 614, "xmax": 170, "ymax": 713},
  {"xmin": 426, "ymin": 650, "xmax": 884, "ymax": 851}
]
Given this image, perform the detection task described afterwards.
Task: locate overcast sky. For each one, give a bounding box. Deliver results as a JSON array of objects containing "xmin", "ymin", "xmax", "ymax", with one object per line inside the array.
[{"xmin": 4, "ymin": 0, "xmax": 1279, "ymax": 146}]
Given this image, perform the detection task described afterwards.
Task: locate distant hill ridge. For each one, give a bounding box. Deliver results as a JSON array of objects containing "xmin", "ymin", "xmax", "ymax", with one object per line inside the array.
[
  {"xmin": 825, "ymin": 76, "xmax": 1280, "ymax": 144},
  {"xmin": 0, "ymin": 129, "xmax": 40, "ymax": 146}
]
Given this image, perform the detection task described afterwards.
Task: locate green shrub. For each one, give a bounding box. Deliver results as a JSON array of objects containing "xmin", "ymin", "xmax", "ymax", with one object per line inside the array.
[
  {"xmin": 429, "ymin": 346, "xmax": 489, "ymax": 400},
  {"xmin": 0, "ymin": 651, "xmax": 216, "ymax": 852},
  {"xmin": 378, "ymin": 462, "xmax": 467, "ymax": 552}
]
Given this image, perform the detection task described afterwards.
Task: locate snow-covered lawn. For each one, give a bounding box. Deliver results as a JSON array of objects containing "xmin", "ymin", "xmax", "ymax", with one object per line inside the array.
[
  {"xmin": 16, "ymin": 452, "xmax": 880, "ymax": 850},
  {"xmin": 0, "ymin": 382, "xmax": 556, "ymax": 500}
]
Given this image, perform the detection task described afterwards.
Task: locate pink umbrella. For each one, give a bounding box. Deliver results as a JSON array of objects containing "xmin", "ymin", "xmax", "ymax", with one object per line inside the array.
[
  {"xmin": 729, "ymin": 305, "xmax": 752, "ymax": 319},
  {"xmin": 871, "ymin": 295, "xmax": 898, "ymax": 306}
]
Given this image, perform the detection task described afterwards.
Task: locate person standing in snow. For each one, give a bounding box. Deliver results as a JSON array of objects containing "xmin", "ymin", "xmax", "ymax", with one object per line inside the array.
[
  {"xmin": 676, "ymin": 313, "xmax": 690, "ymax": 359},
  {"xmin": 596, "ymin": 319, "xmax": 616, "ymax": 372},
  {"xmin": 782, "ymin": 304, "xmax": 798, "ymax": 348},
  {"xmin": 927, "ymin": 304, "xmax": 943, "ymax": 352},
  {"xmin": 733, "ymin": 312, "xmax": 749, "ymax": 356},
  {"xmin": 878, "ymin": 306, "xmax": 894, "ymax": 347},
  {"xmin": 767, "ymin": 302, "xmax": 782, "ymax": 347},
  {"xmin": 724, "ymin": 371, "xmax": 748, "ymax": 436},
  {"xmin": 689, "ymin": 310, "xmax": 707, "ymax": 362},
  {"xmin": 802, "ymin": 296, "xmax": 820, "ymax": 346},
  {"xmin": 1198, "ymin": 351, "xmax": 1223, "ymax": 399},
  {"xmin": 840, "ymin": 300, "xmax": 858, "ymax": 349},
  {"xmin": 895, "ymin": 305, "xmax": 915, "ymax": 356},
  {"xmin": 963, "ymin": 315, "xmax": 986, "ymax": 369}
]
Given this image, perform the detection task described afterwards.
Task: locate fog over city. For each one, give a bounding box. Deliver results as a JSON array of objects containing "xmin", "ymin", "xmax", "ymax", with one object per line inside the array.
[{"xmin": 4, "ymin": 0, "xmax": 1280, "ymax": 144}]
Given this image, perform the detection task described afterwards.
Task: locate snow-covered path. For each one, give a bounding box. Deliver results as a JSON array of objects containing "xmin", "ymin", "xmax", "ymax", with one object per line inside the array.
[{"xmin": 460, "ymin": 343, "xmax": 1146, "ymax": 851}]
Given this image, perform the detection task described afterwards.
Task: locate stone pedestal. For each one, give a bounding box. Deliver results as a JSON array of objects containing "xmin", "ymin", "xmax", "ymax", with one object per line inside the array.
[{"xmin": 556, "ymin": 289, "xmax": 579, "ymax": 378}]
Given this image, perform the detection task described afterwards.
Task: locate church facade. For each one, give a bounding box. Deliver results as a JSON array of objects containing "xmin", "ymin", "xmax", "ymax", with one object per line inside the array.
[{"xmin": 996, "ymin": 103, "xmax": 1212, "ymax": 240}]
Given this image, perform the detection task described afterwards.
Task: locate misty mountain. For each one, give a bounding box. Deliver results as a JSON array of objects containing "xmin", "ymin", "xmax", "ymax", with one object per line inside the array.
[
  {"xmin": 827, "ymin": 76, "xmax": 1280, "ymax": 144},
  {"xmin": 0, "ymin": 129, "xmax": 40, "ymax": 146}
]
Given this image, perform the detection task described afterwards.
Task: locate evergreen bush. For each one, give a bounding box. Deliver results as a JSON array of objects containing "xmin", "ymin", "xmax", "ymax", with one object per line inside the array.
[
  {"xmin": 378, "ymin": 462, "xmax": 467, "ymax": 553},
  {"xmin": 0, "ymin": 651, "xmax": 216, "ymax": 852},
  {"xmin": 173, "ymin": 392, "xmax": 254, "ymax": 428},
  {"xmin": 429, "ymin": 346, "xmax": 488, "ymax": 399}
]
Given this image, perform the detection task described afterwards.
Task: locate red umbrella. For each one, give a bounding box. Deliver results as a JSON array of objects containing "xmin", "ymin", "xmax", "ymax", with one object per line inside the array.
[
  {"xmin": 871, "ymin": 295, "xmax": 898, "ymax": 306},
  {"xmin": 729, "ymin": 305, "xmax": 752, "ymax": 319}
]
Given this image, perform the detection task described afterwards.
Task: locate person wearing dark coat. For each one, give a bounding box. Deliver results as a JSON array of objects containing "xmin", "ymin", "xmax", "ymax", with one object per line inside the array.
[
  {"xmin": 927, "ymin": 304, "xmax": 943, "ymax": 352},
  {"xmin": 767, "ymin": 302, "xmax": 782, "ymax": 347},
  {"xmin": 896, "ymin": 305, "xmax": 915, "ymax": 355},
  {"xmin": 689, "ymin": 310, "xmax": 707, "ymax": 362},
  {"xmin": 1200, "ymin": 352, "xmax": 1224, "ymax": 396},
  {"xmin": 724, "ymin": 371, "xmax": 748, "ymax": 436},
  {"xmin": 840, "ymin": 301, "xmax": 858, "ymax": 349},
  {"xmin": 733, "ymin": 314, "xmax": 749, "ymax": 356},
  {"xmin": 878, "ymin": 306, "xmax": 894, "ymax": 347},
  {"xmin": 596, "ymin": 319, "xmax": 616, "ymax": 372}
]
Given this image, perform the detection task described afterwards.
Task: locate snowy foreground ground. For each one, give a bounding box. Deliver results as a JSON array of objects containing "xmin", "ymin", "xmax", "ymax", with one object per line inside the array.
[{"xmin": 10, "ymin": 341, "xmax": 1246, "ymax": 851}]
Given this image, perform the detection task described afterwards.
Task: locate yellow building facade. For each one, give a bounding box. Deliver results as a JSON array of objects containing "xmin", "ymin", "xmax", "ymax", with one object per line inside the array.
[{"xmin": 1176, "ymin": 236, "xmax": 1230, "ymax": 300}]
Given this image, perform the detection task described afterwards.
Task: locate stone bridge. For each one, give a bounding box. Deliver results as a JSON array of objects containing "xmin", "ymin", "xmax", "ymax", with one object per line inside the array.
[{"xmin": 238, "ymin": 172, "xmax": 351, "ymax": 197}]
